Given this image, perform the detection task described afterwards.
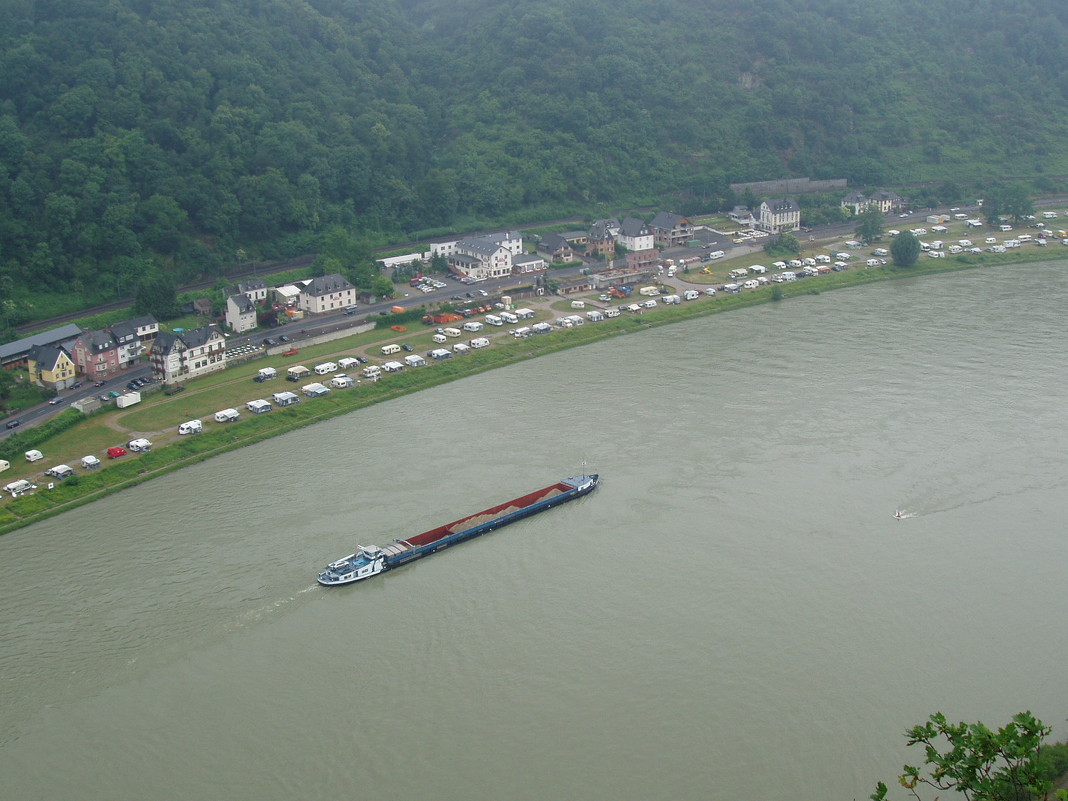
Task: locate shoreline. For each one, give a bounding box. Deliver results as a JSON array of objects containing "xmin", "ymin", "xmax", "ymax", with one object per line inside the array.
[{"xmin": 1, "ymin": 249, "xmax": 1063, "ymax": 536}]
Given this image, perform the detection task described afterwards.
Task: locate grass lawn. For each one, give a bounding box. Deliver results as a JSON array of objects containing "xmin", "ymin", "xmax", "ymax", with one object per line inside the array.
[{"xmin": 3, "ymin": 225, "xmax": 1067, "ymax": 535}]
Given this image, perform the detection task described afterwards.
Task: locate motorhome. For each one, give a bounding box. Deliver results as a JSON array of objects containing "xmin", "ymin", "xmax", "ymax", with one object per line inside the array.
[
  {"xmin": 127, "ymin": 438, "xmax": 153, "ymax": 452},
  {"xmin": 484, "ymin": 314, "xmax": 503, "ymax": 326},
  {"xmin": 215, "ymin": 408, "xmax": 240, "ymax": 422},
  {"xmin": 178, "ymin": 420, "xmax": 203, "ymax": 435},
  {"xmin": 469, "ymin": 337, "xmax": 490, "ymax": 349},
  {"xmin": 683, "ymin": 290, "xmax": 701, "ymax": 301},
  {"xmin": 499, "ymin": 311, "xmax": 518, "ymax": 324}
]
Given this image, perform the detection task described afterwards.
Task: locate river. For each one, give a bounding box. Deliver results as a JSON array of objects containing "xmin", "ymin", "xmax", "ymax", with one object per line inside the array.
[{"xmin": 1, "ymin": 264, "xmax": 1066, "ymax": 801}]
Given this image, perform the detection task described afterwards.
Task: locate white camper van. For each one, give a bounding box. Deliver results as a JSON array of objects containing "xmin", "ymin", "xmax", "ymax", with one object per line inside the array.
[{"xmin": 178, "ymin": 420, "xmax": 203, "ymax": 435}]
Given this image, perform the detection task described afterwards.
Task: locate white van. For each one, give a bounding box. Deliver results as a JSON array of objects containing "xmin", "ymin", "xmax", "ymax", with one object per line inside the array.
[
  {"xmin": 499, "ymin": 312, "xmax": 518, "ymax": 324},
  {"xmin": 127, "ymin": 438, "xmax": 152, "ymax": 452},
  {"xmin": 178, "ymin": 420, "xmax": 203, "ymax": 435},
  {"xmin": 214, "ymin": 408, "xmax": 240, "ymax": 422},
  {"xmin": 469, "ymin": 337, "xmax": 490, "ymax": 349},
  {"xmin": 484, "ymin": 314, "xmax": 503, "ymax": 326},
  {"xmin": 708, "ymin": 250, "xmax": 725, "ymax": 260}
]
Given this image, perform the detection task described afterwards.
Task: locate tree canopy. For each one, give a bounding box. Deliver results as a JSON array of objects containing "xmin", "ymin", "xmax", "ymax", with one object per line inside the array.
[
  {"xmin": 872, "ymin": 711, "xmax": 1067, "ymax": 801},
  {"xmin": 3, "ymin": 0, "xmax": 1068, "ymax": 324},
  {"xmin": 891, "ymin": 231, "xmax": 921, "ymax": 267}
]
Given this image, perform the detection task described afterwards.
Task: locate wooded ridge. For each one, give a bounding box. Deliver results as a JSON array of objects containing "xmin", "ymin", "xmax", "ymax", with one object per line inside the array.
[{"xmin": 2, "ymin": 0, "xmax": 1067, "ymax": 330}]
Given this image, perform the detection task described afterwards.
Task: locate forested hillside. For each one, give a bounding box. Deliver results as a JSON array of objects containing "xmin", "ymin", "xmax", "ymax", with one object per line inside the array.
[{"xmin": 2, "ymin": 0, "xmax": 1068, "ymax": 328}]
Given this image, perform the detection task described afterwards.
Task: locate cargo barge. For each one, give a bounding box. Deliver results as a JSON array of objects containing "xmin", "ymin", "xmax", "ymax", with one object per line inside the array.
[{"xmin": 317, "ymin": 474, "xmax": 599, "ymax": 585}]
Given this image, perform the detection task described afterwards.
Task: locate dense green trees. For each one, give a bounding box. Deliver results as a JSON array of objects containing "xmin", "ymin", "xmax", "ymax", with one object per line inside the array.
[
  {"xmin": 891, "ymin": 231, "xmax": 921, "ymax": 267},
  {"xmin": 872, "ymin": 711, "xmax": 1066, "ymax": 801},
  {"xmin": 2, "ymin": 0, "xmax": 1068, "ymax": 326},
  {"xmin": 855, "ymin": 207, "xmax": 885, "ymax": 243}
]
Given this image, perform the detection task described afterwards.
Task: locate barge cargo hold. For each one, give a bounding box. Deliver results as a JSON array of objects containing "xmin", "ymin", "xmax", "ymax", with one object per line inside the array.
[{"xmin": 317, "ymin": 474, "xmax": 599, "ymax": 586}]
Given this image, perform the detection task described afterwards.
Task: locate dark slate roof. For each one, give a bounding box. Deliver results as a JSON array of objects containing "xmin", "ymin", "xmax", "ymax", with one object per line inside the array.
[
  {"xmin": 180, "ymin": 327, "xmax": 219, "ymax": 349},
  {"xmin": 28, "ymin": 344, "xmax": 68, "ymax": 371},
  {"xmin": 302, "ymin": 274, "xmax": 355, "ymax": 297},
  {"xmin": 620, "ymin": 217, "xmax": 650, "ymax": 237},
  {"xmin": 871, "ymin": 190, "xmax": 902, "ymax": 202},
  {"xmin": 81, "ymin": 329, "xmax": 118, "ymax": 353},
  {"xmin": 152, "ymin": 332, "xmax": 184, "ymax": 356},
  {"xmin": 843, "ymin": 191, "xmax": 868, "ymax": 204},
  {"xmin": 588, "ymin": 218, "xmax": 620, "ymax": 239},
  {"xmin": 457, "ymin": 236, "xmax": 506, "ymax": 257},
  {"xmin": 482, "ymin": 231, "xmax": 521, "ymax": 244},
  {"xmin": 540, "ymin": 233, "xmax": 571, "ymax": 251},
  {"xmin": 0, "ymin": 323, "xmax": 83, "ymax": 362},
  {"xmin": 236, "ymin": 279, "xmax": 267, "ymax": 294},
  {"xmin": 765, "ymin": 197, "xmax": 800, "ymax": 212},
  {"xmin": 229, "ymin": 294, "xmax": 255, "ymax": 313},
  {"xmin": 650, "ymin": 211, "xmax": 687, "ymax": 230}
]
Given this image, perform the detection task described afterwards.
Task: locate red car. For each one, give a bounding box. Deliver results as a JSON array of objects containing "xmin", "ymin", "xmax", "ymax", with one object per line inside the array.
[{"xmin": 107, "ymin": 446, "xmax": 127, "ymax": 459}]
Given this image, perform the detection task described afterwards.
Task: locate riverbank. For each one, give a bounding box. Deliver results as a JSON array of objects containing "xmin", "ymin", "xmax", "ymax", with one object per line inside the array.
[{"xmin": 1, "ymin": 248, "xmax": 1064, "ymax": 536}]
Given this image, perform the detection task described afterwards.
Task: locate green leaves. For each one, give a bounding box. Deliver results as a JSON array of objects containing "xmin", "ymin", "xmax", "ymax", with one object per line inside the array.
[{"xmin": 874, "ymin": 711, "xmax": 1054, "ymax": 801}]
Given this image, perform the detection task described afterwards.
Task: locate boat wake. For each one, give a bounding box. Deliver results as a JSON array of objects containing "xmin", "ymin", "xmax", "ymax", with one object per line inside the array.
[{"xmin": 894, "ymin": 510, "xmax": 915, "ymax": 520}]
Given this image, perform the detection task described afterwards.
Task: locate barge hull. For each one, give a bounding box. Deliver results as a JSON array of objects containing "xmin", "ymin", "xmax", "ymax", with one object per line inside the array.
[{"xmin": 317, "ymin": 475, "xmax": 598, "ymax": 585}]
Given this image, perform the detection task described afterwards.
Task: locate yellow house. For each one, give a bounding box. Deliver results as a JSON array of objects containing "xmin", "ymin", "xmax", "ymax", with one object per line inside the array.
[{"xmin": 27, "ymin": 345, "xmax": 78, "ymax": 391}]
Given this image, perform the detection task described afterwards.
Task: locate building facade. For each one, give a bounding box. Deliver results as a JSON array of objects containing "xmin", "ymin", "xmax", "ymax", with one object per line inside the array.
[{"xmin": 758, "ymin": 198, "xmax": 801, "ymax": 234}]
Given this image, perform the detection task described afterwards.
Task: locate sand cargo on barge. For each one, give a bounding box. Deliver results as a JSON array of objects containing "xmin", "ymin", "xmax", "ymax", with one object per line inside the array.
[{"xmin": 317, "ymin": 474, "xmax": 599, "ymax": 585}]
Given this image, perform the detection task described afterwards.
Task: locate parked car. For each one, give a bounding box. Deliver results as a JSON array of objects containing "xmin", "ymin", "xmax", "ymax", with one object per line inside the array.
[
  {"xmin": 263, "ymin": 338, "xmax": 277, "ymax": 347},
  {"xmin": 279, "ymin": 335, "xmax": 291, "ymax": 343},
  {"xmin": 72, "ymin": 381, "xmax": 82, "ymax": 389},
  {"xmin": 5, "ymin": 419, "xmax": 20, "ymax": 429},
  {"xmin": 94, "ymin": 380, "xmax": 106, "ymax": 387},
  {"xmin": 107, "ymin": 446, "xmax": 127, "ymax": 458},
  {"xmin": 48, "ymin": 397, "xmax": 62, "ymax": 405},
  {"xmin": 401, "ymin": 343, "xmax": 413, "ymax": 352}
]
